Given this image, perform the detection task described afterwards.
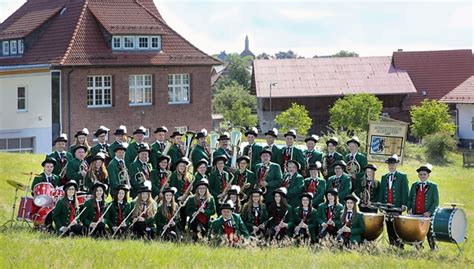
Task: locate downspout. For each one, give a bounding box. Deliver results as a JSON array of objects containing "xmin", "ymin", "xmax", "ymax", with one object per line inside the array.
[{"xmin": 67, "ymin": 68, "xmax": 74, "ymax": 139}]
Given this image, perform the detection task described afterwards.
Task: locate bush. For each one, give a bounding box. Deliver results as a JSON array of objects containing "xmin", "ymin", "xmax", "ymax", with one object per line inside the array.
[
  {"xmin": 275, "ymin": 103, "xmax": 313, "ymax": 137},
  {"xmin": 410, "ymin": 99, "xmax": 456, "ymax": 139},
  {"xmin": 422, "ymin": 131, "xmax": 457, "ymax": 164},
  {"xmin": 403, "ymin": 142, "xmax": 425, "ymax": 162}
]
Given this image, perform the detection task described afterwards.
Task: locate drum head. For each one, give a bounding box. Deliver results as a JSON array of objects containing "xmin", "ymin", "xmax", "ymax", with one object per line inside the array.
[
  {"xmin": 451, "ymin": 209, "xmax": 467, "ymax": 243},
  {"xmin": 34, "ymin": 195, "xmax": 53, "ymax": 207}
]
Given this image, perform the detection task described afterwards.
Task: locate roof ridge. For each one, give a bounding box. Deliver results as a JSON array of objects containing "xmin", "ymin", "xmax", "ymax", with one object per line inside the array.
[
  {"xmin": 134, "ymin": 0, "xmax": 168, "ymax": 25},
  {"xmin": 60, "ymin": 0, "xmax": 88, "ymax": 65}
]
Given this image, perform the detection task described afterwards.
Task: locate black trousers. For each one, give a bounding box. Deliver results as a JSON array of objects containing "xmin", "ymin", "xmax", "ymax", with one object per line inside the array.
[
  {"xmin": 386, "ymin": 218, "xmax": 404, "ymax": 248},
  {"xmin": 133, "ymin": 221, "xmax": 154, "ymax": 239},
  {"xmin": 89, "ymin": 222, "xmax": 106, "ymax": 237},
  {"xmin": 65, "ymin": 224, "xmax": 87, "ymax": 236},
  {"xmin": 266, "ymin": 227, "xmax": 289, "ymax": 241}
]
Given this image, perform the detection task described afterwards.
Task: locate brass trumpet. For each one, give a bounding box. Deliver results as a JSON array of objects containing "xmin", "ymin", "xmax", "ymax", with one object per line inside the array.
[
  {"xmin": 79, "ymin": 160, "xmax": 89, "ymax": 191},
  {"xmin": 135, "ymin": 171, "xmax": 147, "ymax": 185},
  {"xmin": 118, "ymin": 167, "xmax": 131, "ymax": 189},
  {"xmin": 183, "ymin": 131, "xmax": 196, "ymax": 159},
  {"xmin": 161, "ymin": 140, "xmax": 173, "ymax": 155}
]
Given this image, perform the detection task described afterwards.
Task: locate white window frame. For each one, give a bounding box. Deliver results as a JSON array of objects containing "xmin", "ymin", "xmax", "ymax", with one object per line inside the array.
[
  {"xmin": 18, "ymin": 39, "xmax": 24, "ymax": 54},
  {"xmin": 2, "ymin": 41, "xmax": 9, "ymax": 56},
  {"xmin": 87, "ymin": 75, "xmax": 112, "ymax": 108},
  {"xmin": 150, "ymin": 36, "xmax": 161, "ymax": 50},
  {"xmin": 0, "ymin": 137, "xmax": 35, "ymax": 153},
  {"xmin": 168, "ymin": 74, "xmax": 190, "ymax": 104},
  {"xmin": 123, "ymin": 36, "xmax": 135, "ymax": 50},
  {"xmin": 10, "ymin": 40, "xmax": 17, "ymax": 55},
  {"xmin": 175, "ymin": 126, "xmax": 188, "ymax": 133},
  {"xmin": 112, "ymin": 36, "xmax": 122, "ymax": 50},
  {"xmin": 138, "ymin": 36, "xmax": 150, "ymax": 49},
  {"xmin": 17, "ymin": 86, "xmax": 27, "ymax": 112},
  {"xmin": 129, "ymin": 74, "xmax": 152, "ymax": 106}
]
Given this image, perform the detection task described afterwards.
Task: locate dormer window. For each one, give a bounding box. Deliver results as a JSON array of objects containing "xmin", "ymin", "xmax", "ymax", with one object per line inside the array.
[
  {"xmin": 1, "ymin": 39, "xmax": 24, "ymax": 56},
  {"xmin": 2, "ymin": 41, "xmax": 8, "ymax": 56},
  {"xmin": 111, "ymin": 35, "xmax": 161, "ymax": 51},
  {"xmin": 10, "ymin": 40, "xmax": 17, "ymax": 55},
  {"xmin": 18, "ymin": 40, "xmax": 24, "ymax": 54}
]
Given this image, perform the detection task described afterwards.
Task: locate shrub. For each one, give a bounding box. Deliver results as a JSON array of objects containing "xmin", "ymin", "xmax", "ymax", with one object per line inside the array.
[{"xmin": 422, "ymin": 131, "xmax": 457, "ymax": 164}]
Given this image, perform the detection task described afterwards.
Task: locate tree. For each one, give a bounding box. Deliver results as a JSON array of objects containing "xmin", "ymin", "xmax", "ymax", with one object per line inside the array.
[
  {"xmin": 275, "ymin": 103, "xmax": 313, "ymax": 136},
  {"xmin": 331, "ymin": 50, "xmax": 359, "ymax": 57},
  {"xmin": 410, "ymin": 99, "xmax": 456, "ymax": 139},
  {"xmin": 256, "ymin": 52, "xmax": 273, "ymax": 60},
  {"xmin": 329, "ymin": 93, "xmax": 383, "ymax": 132},
  {"xmin": 213, "ymin": 82, "xmax": 256, "ymax": 115},
  {"xmin": 275, "ymin": 50, "xmax": 298, "ymax": 59},
  {"xmin": 224, "ymin": 53, "xmax": 252, "ymax": 89},
  {"xmin": 223, "ymin": 100, "xmax": 258, "ymax": 127}
]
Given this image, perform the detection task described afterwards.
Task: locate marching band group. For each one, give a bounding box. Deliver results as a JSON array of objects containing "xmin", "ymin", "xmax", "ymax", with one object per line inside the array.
[{"xmin": 29, "ymin": 125, "xmax": 440, "ymax": 249}]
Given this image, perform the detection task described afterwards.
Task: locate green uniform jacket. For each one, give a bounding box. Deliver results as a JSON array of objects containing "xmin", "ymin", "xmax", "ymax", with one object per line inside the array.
[
  {"xmin": 316, "ymin": 203, "xmax": 344, "ymax": 230},
  {"xmin": 128, "ymin": 160, "xmax": 153, "ymax": 198},
  {"xmin": 354, "ymin": 178, "xmax": 381, "ymax": 205},
  {"xmin": 254, "ymin": 162, "xmax": 283, "ymax": 203},
  {"xmin": 168, "ymin": 144, "xmax": 184, "ymax": 170},
  {"xmin": 185, "ymin": 195, "xmax": 216, "ymax": 220},
  {"xmin": 193, "ymin": 173, "xmax": 208, "ymax": 192},
  {"xmin": 293, "ymin": 207, "xmax": 318, "ymax": 241},
  {"xmin": 80, "ymin": 199, "xmax": 108, "ymax": 227},
  {"xmin": 149, "ymin": 140, "xmax": 165, "ymax": 169},
  {"xmin": 150, "ymin": 169, "xmax": 171, "ymax": 199},
  {"xmin": 303, "ymin": 149, "xmax": 323, "ymax": 171},
  {"xmin": 243, "ymin": 143, "xmax": 263, "ymax": 171},
  {"xmin": 84, "ymin": 173, "xmax": 109, "ymax": 194},
  {"xmin": 191, "ymin": 144, "xmax": 210, "ymax": 169},
  {"xmin": 283, "ymin": 172, "xmax": 305, "ymax": 208},
  {"xmin": 154, "ymin": 204, "xmax": 181, "ymax": 235},
  {"xmin": 90, "ymin": 143, "xmax": 109, "ymax": 159},
  {"xmin": 129, "ymin": 201, "xmax": 156, "ymax": 226},
  {"xmin": 342, "ymin": 212, "xmax": 365, "ymax": 243},
  {"xmin": 213, "ymin": 148, "xmax": 232, "ymax": 168},
  {"xmin": 107, "ymin": 158, "xmax": 126, "ymax": 197},
  {"xmin": 209, "ymin": 170, "xmax": 231, "ymax": 202},
  {"xmin": 31, "ymin": 173, "xmax": 60, "ymax": 194},
  {"xmin": 379, "ymin": 171, "xmax": 409, "ymax": 208},
  {"xmin": 48, "ymin": 151, "xmax": 73, "ymax": 177},
  {"xmin": 303, "ymin": 177, "xmax": 326, "ymax": 208},
  {"xmin": 124, "ymin": 141, "xmax": 144, "ymax": 168},
  {"xmin": 280, "ymin": 146, "xmax": 305, "ymax": 172},
  {"xmin": 344, "ymin": 152, "xmax": 368, "ymax": 185},
  {"xmin": 211, "ymin": 213, "xmax": 250, "ymax": 239},
  {"xmin": 241, "ymin": 204, "xmax": 268, "ymax": 232},
  {"xmin": 169, "ymin": 171, "xmax": 191, "ymax": 199},
  {"xmin": 232, "ymin": 169, "xmax": 256, "ymax": 197},
  {"xmin": 326, "ymin": 173, "xmax": 352, "ymax": 201},
  {"xmin": 267, "ymin": 205, "xmax": 294, "ymax": 230},
  {"xmin": 108, "ymin": 141, "xmax": 128, "ymax": 160},
  {"xmin": 407, "ymin": 180, "xmax": 439, "ymax": 215},
  {"xmin": 105, "ymin": 201, "xmax": 132, "ymax": 228},
  {"xmin": 52, "ymin": 198, "xmax": 81, "ymax": 231},
  {"xmin": 323, "ymin": 152, "xmax": 344, "ymax": 178},
  {"xmin": 265, "ymin": 144, "xmax": 282, "ymax": 165},
  {"xmin": 65, "ymin": 158, "xmax": 83, "ymax": 183}
]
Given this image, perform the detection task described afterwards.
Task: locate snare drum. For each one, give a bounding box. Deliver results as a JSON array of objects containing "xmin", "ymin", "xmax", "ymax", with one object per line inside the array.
[
  {"xmin": 33, "ymin": 182, "xmax": 55, "ymax": 207},
  {"xmin": 432, "ymin": 207, "xmax": 467, "ymax": 244},
  {"xmin": 77, "ymin": 192, "xmax": 92, "ymax": 206},
  {"xmin": 361, "ymin": 212, "xmax": 384, "ymax": 241},
  {"xmin": 17, "ymin": 196, "xmax": 35, "ymax": 221},
  {"xmin": 53, "ymin": 187, "xmax": 65, "ymax": 204},
  {"xmin": 34, "ymin": 207, "xmax": 54, "ymax": 226},
  {"xmin": 393, "ymin": 215, "xmax": 430, "ymax": 243}
]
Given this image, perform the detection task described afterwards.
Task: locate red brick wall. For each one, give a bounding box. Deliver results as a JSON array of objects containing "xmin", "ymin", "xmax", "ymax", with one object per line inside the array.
[{"xmin": 60, "ymin": 65, "xmax": 212, "ymax": 142}]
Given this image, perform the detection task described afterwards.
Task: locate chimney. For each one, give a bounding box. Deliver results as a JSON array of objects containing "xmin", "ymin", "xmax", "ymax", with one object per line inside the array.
[{"xmin": 397, "ymin": 49, "xmax": 403, "ymax": 52}]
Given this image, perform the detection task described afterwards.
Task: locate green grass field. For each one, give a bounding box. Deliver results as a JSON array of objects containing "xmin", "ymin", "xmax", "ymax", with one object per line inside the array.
[{"xmin": 0, "ymin": 151, "xmax": 472, "ymax": 268}]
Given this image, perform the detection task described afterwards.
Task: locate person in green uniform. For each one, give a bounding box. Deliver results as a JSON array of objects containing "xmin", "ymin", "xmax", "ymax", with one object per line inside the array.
[
  {"xmin": 106, "ymin": 184, "xmax": 132, "ymax": 237},
  {"xmin": 108, "ymin": 125, "xmax": 128, "ymax": 160},
  {"xmin": 344, "ymin": 136, "xmax": 368, "ymax": 192},
  {"xmin": 107, "ymin": 144, "xmax": 128, "ymax": 197},
  {"xmin": 322, "ymin": 137, "xmax": 344, "ymax": 179},
  {"xmin": 316, "ymin": 188, "xmax": 344, "ymax": 239},
  {"xmin": 211, "ymin": 200, "xmax": 249, "ymax": 245},
  {"xmin": 280, "ymin": 130, "xmax": 305, "ymax": 173},
  {"xmin": 243, "ymin": 127, "xmax": 263, "ymax": 172},
  {"xmin": 337, "ymin": 194, "xmax": 365, "ymax": 245},
  {"xmin": 255, "ymin": 149, "xmax": 283, "ymax": 205},
  {"xmin": 226, "ymin": 185, "xmax": 242, "ymax": 213},
  {"xmin": 128, "ymin": 144, "xmax": 153, "ymax": 198},
  {"xmin": 155, "ymin": 187, "xmax": 182, "ymax": 241},
  {"xmin": 355, "ymin": 164, "xmax": 380, "ymax": 213},
  {"xmin": 65, "ymin": 145, "xmax": 88, "ymax": 191},
  {"xmin": 169, "ymin": 157, "xmax": 193, "ymax": 230},
  {"xmin": 408, "ymin": 164, "xmax": 439, "ymax": 250},
  {"xmin": 32, "ymin": 157, "xmax": 60, "ymax": 193},
  {"xmin": 130, "ymin": 186, "xmax": 158, "ymax": 239},
  {"xmin": 150, "ymin": 155, "xmax": 172, "ymax": 200},
  {"xmin": 48, "ymin": 134, "xmax": 74, "ymax": 185},
  {"xmin": 303, "ymin": 135, "xmax": 323, "ymax": 177},
  {"xmin": 193, "ymin": 159, "xmax": 209, "ymax": 191},
  {"xmin": 125, "ymin": 126, "xmax": 147, "ymax": 168},
  {"xmin": 266, "ymin": 187, "xmax": 294, "ymax": 241},
  {"xmin": 191, "ymin": 129, "xmax": 211, "ymax": 170},
  {"xmin": 379, "ymin": 154, "xmax": 409, "ymax": 248},
  {"xmin": 209, "ymin": 155, "xmax": 231, "ymax": 207},
  {"xmin": 264, "ymin": 128, "xmax": 282, "ymax": 165},
  {"xmin": 282, "ymin": 160, "xmax": 304, "ymax": 208},
  {"xmin": 241, "ymin": 188, "xmax": 268, "ymax": 237},
  {"xmin": 293, "ymin": 192, "xmax": 318, "ymax": 243},
  {"xmin": 213, "ymin": 133, "xmax": 232, "ymax": 169},
  {"xmin": 326, "ymin": 160, "xmax": 352, "ymax": 202},
  {"xmin": 149, "ymin": 126, "xmax": 168, "ymax": 170},
  {"xmin": 84, "ymin": 152, "xmax": 109, "ymax": 194},
  {"xmin": 232, "ymin": 155, "xmax": 256, "ymax": 203},
  {"xmin": 185, "ymin": 179, "xmax": 216, "ymax": 241},
  {"xmin": 303, "ymin": 162, "xmax": 326, "ymax": 209},
  {"xmin": 69, "ymin": 128, "xmax": 90, "ymax": 155},
  {"xmin": 89, "ymin": 126, "xmax": 110, "ymax": 164},
  {"xmin": 53, "ymin": 180, "xmax": 87, "ymax": 236},
  {"xmin": 167, "ymin": 131, "xmax": 185, "ymax": 171},
  {"xmin": 80, "ymin": 182, "xmax": 108, "ymax": 237}
]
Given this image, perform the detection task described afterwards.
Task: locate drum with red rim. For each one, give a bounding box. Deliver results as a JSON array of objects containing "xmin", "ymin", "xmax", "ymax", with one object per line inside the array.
[
  {"xmin": 34, "ymin": 207, "xmax": 54, "ymax": 226},
  {"xmin": 17, "ymin": 196, "xmax": 35, "ymax": 221},
  {"xmin": 33, "ymin": 182, "xmax": 55, "ymax": 207}
]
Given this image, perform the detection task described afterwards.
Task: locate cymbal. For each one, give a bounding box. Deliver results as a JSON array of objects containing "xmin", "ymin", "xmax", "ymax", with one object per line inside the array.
[
  {"xmin": 20, "ymin": 172, "xmax": 39, "ymax": 176},
  {"xmin": 444, "ymin": 202, "xmax": 465, "ymax": 207},
  {"xmin": 6, "ymin": 180, "xmax": 29, "ymax": 191}
]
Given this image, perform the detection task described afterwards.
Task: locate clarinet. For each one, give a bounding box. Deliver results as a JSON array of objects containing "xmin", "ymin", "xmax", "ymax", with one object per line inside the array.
[
  {"xmin": 88, "ymin": 203, "xmax": 113, "ymax": 236},
  {"xmin": 274, "ymin": 209, "xmax": 289, "ymax": 237},
  {"xmin": 59, "ymin": 207, "xmax": 87, "ymax": 237}
]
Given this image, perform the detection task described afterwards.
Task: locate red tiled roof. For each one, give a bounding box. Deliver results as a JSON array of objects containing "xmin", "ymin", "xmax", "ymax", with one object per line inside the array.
[
  {"xmin": 0, "ymin": 0, "xmax": 220, "ymax": 67},
  {"xmin": 252, "ymin": 57, "xmax": 417, "ymax": 98},
  {"xmin": 392, "ymin": 49, "xmax": 474, "ymax": 108},
  {"xmin": 440, "ymin": 76, "xmax": 474, "ymax": 104}
]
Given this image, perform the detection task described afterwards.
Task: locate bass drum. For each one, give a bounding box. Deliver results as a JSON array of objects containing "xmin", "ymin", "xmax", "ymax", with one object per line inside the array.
[
  {"xmin": 393, "ymin": 215, "xmax": 430, "ymax": 243},
  {"xmin": 34, "ymin": 207, "xmax": 54, "ymax": 226},
  {"xmin": 432, "ymin": 207, "xmax": 467, "ymax": 244},
  {"xmin": 361, "ymin": 212, "xmax": 384, "ymax": 241}
]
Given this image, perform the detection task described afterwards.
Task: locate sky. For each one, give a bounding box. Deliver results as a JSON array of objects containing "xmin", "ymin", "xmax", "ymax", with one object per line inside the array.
[{"xmin": 0, "ymin": 0, "xmax": 472, "ymax": 57}]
